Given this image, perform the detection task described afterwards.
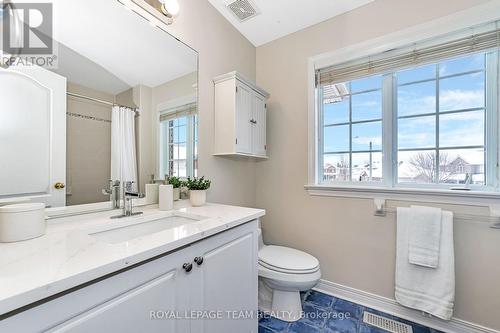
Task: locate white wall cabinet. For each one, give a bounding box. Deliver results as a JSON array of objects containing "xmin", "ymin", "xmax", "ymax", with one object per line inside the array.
[
  {"xmin": 213, "ymin": 71, "xmax": 269, "ymax": 158},
  {"xmin": 0, "ymin": 221, "xmax": 258, "ymax": 333}
]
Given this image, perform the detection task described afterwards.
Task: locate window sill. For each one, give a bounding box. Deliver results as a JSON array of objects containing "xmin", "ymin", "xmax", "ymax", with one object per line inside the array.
[{"xmin": 304, "ymin": 184, "xmax": 500, "ymax": 206}]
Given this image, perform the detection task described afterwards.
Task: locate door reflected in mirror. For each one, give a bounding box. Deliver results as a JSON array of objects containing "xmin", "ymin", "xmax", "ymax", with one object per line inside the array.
[{"xmin": 0, "ymin": 0, "xmax": 198, "ymax": 208}]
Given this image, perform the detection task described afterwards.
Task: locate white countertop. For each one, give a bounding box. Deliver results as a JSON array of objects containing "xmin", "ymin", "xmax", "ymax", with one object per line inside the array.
[{"xmin": 0, "ymin": 201, "xmax": 265, "ymax": 315}]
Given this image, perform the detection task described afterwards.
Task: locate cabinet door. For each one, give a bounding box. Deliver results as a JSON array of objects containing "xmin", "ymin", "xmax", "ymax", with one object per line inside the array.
[
  {"xmin": 235, "ymin": 82, "xmax": 253, "ymax": 154},
  {"xmin": 46, "ymin": 254, "xmax": 192, "ymax": 333},
  {"xmin": 190, "ymin": 225, "xmax": 258, "ymax": 333},
  {"xmin": 251, "ymin": 93, "xmax": 267, "ymax": 156},
  {"xmin": 47, "ymin": 256, "xmax": 192, "ymax": 333}
]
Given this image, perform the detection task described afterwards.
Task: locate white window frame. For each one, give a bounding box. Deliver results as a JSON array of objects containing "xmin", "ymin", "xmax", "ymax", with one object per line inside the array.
[
  {"xmin": 157, "ymin": 95, "xmax": 198, "ymax": 179},
  {"xmin": 306, "ymin": 2, "xmax": 500, "ymax": 205},
  {"xmin": 317, "ymin": 76, "xmax": 386, "ymax": 185},
  {"xmin": 391, "ymin": 54, "xmax": 497, "ymax": 192}
]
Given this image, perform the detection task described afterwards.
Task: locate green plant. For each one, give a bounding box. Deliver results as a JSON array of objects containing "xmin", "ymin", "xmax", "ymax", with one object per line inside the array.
[
  {"xmin": 167, "ymin": 176, "xmax": 182, "ymax": 188},
  {"xmin": 186, "ymin": 176, "xmax": 211, "ymax": 191}
]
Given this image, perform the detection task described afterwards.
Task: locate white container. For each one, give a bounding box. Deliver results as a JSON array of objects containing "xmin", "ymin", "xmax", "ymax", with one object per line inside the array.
[
  {"xmin": 189, "ymin": 190, "xmax": 207, "ymax": 207},
  {"xmin": 159, "ymin": 185, "xmax": 173, "ymax": 211},
  {"xmin": 173, "ymin": 187, "xmax": 180, "ymax": 201},
  {"xmin": 145, "ymin": 184, "xmax": 159, "ymax": 205},
  {"xmin": 0, "ymin": 203, "xmax": 46, "ymax": 242}
]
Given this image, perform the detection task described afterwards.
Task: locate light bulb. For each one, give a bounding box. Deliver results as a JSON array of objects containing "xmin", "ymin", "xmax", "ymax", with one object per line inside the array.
[{"xmin": 163, "ymin": 0, "xmax": 179, "ymax": 17}]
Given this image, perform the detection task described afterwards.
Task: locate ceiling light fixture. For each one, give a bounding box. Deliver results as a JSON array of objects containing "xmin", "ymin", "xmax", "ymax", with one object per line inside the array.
[{"xmin": 158, "ymin": 0, "xmax": 180, "ymax": 18}]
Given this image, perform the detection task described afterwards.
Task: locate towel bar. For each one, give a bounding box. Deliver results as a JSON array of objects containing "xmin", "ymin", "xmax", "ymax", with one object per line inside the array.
[{"xmin": 375, "ymin": 207, "xmax": 500, "ymax": 228}]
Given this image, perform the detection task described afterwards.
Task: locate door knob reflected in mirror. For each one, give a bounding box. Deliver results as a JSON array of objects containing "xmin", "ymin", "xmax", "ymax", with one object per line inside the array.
[{"xmin": 54, "ymin": 182, "xmax": 66, "ymax": 190}]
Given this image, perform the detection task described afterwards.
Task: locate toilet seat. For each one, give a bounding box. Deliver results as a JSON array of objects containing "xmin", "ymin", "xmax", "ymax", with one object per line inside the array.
[
  {"xmin": 259, "ymin": 260, "xmax": 319, "ymax": 274},
  {"xmin": 258, "ymin": 245, "xmax": 319, "ymax": 274}
]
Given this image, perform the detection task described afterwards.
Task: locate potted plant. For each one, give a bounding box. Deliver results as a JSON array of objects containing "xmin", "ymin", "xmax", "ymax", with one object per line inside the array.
[
  {"xmin": 186, "ymin": 177, "xmax": 211, "ymax": 206},
  {"xmin": 167, "ymin": 176, "xmax": 182, "ymax": 201}
]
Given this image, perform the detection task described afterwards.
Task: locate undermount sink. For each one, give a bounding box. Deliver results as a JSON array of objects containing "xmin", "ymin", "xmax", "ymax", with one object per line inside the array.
[{"xmin": 88, "ymin": 213, "xmax": 204, "ymax": 244}]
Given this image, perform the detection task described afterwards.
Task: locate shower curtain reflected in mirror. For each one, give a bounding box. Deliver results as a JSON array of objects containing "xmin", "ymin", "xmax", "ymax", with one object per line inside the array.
[{"xmin": 111, "ymin": 106, "xmax": 138, "ymax": 191}]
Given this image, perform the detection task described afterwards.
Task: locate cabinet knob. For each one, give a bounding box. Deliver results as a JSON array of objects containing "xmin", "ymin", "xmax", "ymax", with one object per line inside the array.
[
  {"xmin": 250, "ymin": 119, "xmax": 257, "ymax": 124},
  {"xmin": 54, "ymin": 182, "xmax": 65, "ymax": 190},
  {"xmin": 194, "ymin": 256, "xmax": 204, "ymax": 266},
  {"xmin": 182, "ymin": 263, "xmax": 193, "ymax": 273}
]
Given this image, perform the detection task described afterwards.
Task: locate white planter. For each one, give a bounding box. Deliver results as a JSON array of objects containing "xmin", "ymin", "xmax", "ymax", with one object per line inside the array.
[
  {"xmin": 189, "ymin": 190, "xmax": 207, "ymax": 207},
  {"xmin": 173, "ymin": 187, "xmax": 180, "ymax": 201}
]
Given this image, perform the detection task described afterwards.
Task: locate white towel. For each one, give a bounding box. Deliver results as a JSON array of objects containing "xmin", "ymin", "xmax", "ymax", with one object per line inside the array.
[
  {"xmin": 408, "ymin": 205, "xmax": 442, "ymax": 268},
  {"xmin": 395, "ymin": 207, "xmax": 455, "ymax": 320}
]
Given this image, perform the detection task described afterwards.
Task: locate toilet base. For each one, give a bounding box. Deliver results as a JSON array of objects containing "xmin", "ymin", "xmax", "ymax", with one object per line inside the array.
[
  {"xmin": 258, "ymin": 279, "xmax": 303, "ymax": 322},
  {"xmin": 271, "ymin": 289, "xmax": 302, "ymax": 322}
]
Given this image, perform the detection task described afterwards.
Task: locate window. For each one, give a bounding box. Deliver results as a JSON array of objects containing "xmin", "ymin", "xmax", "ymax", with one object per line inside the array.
[
  {"xmin": 320, "ymin": 76, "xmax": 383, "ymax": 183},
  {"xmin": 397, "ymin": 54, "xmax": 486, "ymax": 185},
  {"xmin": 317, "ymin": 50, "xmax": 498, "ymax": 190},
  {"xmin": 159, "ymin": 104, "xmax": 197, "ymax": 179}
]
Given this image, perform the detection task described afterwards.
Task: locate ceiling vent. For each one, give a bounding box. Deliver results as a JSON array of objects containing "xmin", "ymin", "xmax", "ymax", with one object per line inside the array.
[{"xmin": 225, "ymin": 0, "xmax": 260, "ymax": 22}]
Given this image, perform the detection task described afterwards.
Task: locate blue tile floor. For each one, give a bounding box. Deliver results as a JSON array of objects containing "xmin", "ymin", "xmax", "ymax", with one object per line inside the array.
[{"xmin": 258, "ymin": 290, "xmax": 444, "ymax": 333}]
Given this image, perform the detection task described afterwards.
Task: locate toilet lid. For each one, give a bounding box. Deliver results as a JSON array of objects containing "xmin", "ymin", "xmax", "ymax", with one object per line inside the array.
[{"xmin": 258, "ymin": 245, "xmax": 319, "ymax": 272}]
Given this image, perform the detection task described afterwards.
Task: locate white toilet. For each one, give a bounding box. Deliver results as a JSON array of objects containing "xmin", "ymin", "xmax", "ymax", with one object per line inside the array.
[{"xmin": 258, "ymin": 229, "xmax": 321, "ymax": 322}]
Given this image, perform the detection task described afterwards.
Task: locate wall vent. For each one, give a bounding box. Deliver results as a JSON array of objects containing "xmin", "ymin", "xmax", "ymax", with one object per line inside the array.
[
  {"xmin": 225, "ymin": 0, "xmax": 260, "ymax": 22},
  {"xmin": 363, "ymin": 312, "xmax": 413, "ymax": 333}
]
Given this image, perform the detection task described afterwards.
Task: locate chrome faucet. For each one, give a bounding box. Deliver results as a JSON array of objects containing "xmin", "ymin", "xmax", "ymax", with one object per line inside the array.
[
  {"xmin": 102, "ymin": 180, "xmax": 121, "ymax": 209},
  {"xmin": 111, "ymin": 181, "xmax": 145, "ymax": 219}
]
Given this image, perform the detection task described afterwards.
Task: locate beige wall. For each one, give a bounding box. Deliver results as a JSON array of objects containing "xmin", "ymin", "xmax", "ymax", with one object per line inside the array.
[
  {"xmin": 66, "ymin": 82, "xmax": 113, "ymax": 206},
  {"xmin": 152, "ymin": 71, "xmax": 197, "ymax": 108},
  {"xmin": 147, "ymin": 0, "xmax": 257, "ymax": 206},
  {"xmin": 132, "ymin": 85, "xmax": 154, "ymax": 192},
  {"xmin": 151, "ymin": 71, "xmax": 198, "ymax": 181},
  {"xmin": 255, "ymin": 0, "xmax": 500, "ymax": 330}
]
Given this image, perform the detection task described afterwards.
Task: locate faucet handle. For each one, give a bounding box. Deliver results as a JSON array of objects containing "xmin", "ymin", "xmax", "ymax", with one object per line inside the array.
[
  {"xmin": 124, "ymin": 181, "xmax": 135, "ymax": 191},
  {"xmin": 102, "ymin": 180, "xmax": 114, "ymax": 195}
]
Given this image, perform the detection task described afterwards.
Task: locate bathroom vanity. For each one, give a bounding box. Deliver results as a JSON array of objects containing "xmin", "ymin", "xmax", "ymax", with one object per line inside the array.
[{"xmin": 0, "ymin": 202, "xmax": 264, "ymax": 333}]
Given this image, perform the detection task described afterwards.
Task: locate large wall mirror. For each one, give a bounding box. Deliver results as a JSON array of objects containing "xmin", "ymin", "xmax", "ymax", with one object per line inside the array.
[{"xmin": 0, "ymin": 0, "xmax": 198, "ymax": 208}]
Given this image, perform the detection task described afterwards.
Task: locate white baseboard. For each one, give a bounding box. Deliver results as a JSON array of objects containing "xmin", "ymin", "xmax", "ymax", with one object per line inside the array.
[{"xmin": 314, "ymin": 279, "xmax": 499, "ymax": 333}]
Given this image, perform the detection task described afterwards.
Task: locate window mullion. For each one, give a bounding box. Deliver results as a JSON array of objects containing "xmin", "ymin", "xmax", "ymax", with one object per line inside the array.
[
  {"xmin": 349, "ymin": 85, "xmax": 353, "ymax": 182},
  {"xmin": 382, "ymin": 73, "xmax": 395, "ymax": 187},
  {"xmin": 435, "ymin": 65, "xmax": 440, "ymax": 184},
  {"xmin": 167, "ymin": 122, "xmax": 174, "ymax": 178},
  {"xmin": 485, "ymin": 51, "xmax": 499, "ymax": 189},
  {"xmin": 317, "ymin": 86, "xmax": 325, "ymax": 183},
  {"xmin": 186, "ymin": 116, "xmax": 194, "ymax": 178}
]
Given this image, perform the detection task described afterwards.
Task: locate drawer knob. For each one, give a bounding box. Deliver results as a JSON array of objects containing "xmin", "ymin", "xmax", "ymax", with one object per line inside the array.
[
  {"xmin": 182, "ymin": 263, "xmax": 193, "ymax": 273},
  {"xmin": 194, "ymin": 256, "xmax": 204, "ymax": 266}
]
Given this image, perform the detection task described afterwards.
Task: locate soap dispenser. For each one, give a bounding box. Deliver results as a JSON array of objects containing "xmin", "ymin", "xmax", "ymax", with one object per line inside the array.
[{"xmin": 159, "ymin": 175, "xmax": 173, "ymax": 211}]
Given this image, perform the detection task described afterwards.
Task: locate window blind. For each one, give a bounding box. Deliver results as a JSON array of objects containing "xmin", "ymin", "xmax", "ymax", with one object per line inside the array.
[
  {"xmin": 316, "ymin": 23, "xmax": 500, "ymax": 86},
  {"xmin": 159, "ymin": 102, "xmax": 197, "ymax": 122}
]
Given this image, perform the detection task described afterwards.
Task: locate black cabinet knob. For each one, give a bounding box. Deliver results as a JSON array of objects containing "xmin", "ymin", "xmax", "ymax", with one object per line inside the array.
[
  {"xmin": 194, "ymin": 256, "xmax": 204, "ymax": 266},
  {"xmin": 183, "ymin": 263, "xmax": 193, "ymax": 272}
]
